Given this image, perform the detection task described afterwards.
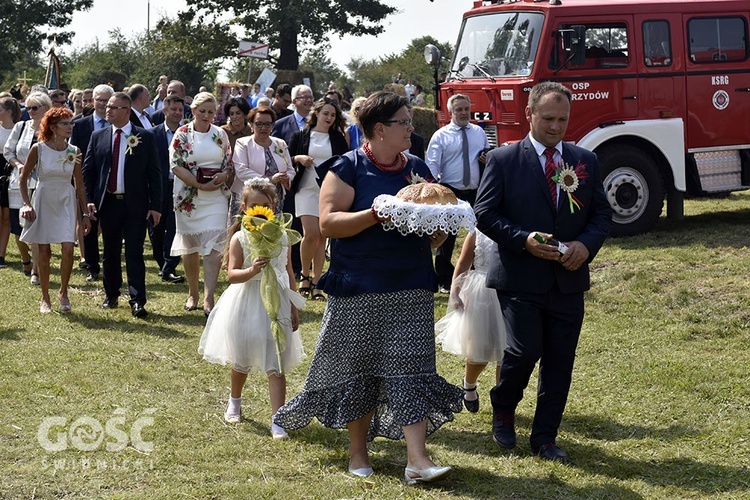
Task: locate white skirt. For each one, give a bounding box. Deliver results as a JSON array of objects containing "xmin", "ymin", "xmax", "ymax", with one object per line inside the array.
[
  {"xmin": 435, "ymin": 270, "xmax": 506, "ymax": 364},
  {"xmin": 199, "ymin": 276, "xmax": 306, "ymax": 375}
]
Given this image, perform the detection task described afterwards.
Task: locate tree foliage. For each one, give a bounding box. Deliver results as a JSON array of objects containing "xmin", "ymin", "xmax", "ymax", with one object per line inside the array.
[
  {"xmin": 299, "ymin": 45, "xmax": 342, "ymax": 95},
  {"xmin": 64, "ymin": 12, "xmax": 236, "ymax": 94},
  {"xmin": 344, "ymin": 36, "xmax": 454, "ymax": 101},
  {"xmin": 0, "ymin": 0, "xmax": 93, "ymax": 74},
  {"xmin": 182, "ymin": 0, "xmax": 397, "ymax": 70}
]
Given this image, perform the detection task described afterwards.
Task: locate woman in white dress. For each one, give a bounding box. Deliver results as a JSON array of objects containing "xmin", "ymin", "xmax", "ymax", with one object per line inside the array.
[
  {"xmin": 18, "ymin": 108, "xmax": 91, "ymax": 313},
  {"xmin": 288, "ymin": 98, "xmax": 348, "ymax": 300},
  {"xmin": 3, "ymin": 92, "xmax": 50, "ymax": 284},
  {"xmin": 170, "ymin": 92, "xmax": 234, "ymax": 315}
]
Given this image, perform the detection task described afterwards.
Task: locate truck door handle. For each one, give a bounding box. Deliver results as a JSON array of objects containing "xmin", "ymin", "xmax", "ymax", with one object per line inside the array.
[
  {"xmin": 623, "ymin": 95, "xmax": 637, "ymax": 100},
  {"xmin": 735, "ymin": 87, "xmax": 750, "ymax": 93}
]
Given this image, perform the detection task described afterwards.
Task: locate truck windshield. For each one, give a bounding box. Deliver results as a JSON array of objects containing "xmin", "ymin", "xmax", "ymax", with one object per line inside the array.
[{"xmin": 451, "ymin": 12, "xmax": 543, "ymax": 78}]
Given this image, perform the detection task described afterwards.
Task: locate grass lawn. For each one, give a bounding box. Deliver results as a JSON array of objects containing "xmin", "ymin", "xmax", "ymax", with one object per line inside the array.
[{"xmin": 1, "ymin": 192, "xmax": 749, "ymax": 499}]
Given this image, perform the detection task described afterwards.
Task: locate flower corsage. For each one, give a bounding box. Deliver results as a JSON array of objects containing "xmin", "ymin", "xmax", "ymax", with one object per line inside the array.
[
  {"xmin": 553, "ymin": 161, "xmax": 589, "ymax": 214},
  {"xmin": 125, "ymin": 133, "xmax": 141, "ymax": 155}
]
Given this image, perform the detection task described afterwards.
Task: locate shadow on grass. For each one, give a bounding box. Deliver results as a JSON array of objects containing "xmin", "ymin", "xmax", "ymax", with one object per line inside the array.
[
  {"xmin": 281, "ymin": 423, "xmax": 644, "ymax": 498},
  {"xmin": 0, "ymin": 327, "xmax": 22, "ymax": 340},
  {"xmin": 61, "ymin": 312, "xmax": 189, "ymax": 338}
]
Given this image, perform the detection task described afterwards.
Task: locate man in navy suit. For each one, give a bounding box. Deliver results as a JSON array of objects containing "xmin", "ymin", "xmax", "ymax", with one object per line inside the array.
[
  {"xmin": 82, "ymin": 92, "xmax": 162, "ymax": 318},
  {"xmin": 71, "ymin": 84, "xmax": 114, "ymax": 282},
  {"xmin": 150, "ymin": 80, "xmax": 192, "ymax": 126},
  {"xmin": 474, "ymin": 82, "xmax": 611, "ymax": 462},
  {"xmin": 149, "ymin": 94, "xmax": 185, "ymax": 284}
]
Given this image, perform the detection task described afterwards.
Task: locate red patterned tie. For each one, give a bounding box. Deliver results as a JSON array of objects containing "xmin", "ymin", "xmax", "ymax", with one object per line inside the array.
[
  {"xmin": 543, "ymin": 147, "xmax": 557, "ymax": 207},
  {"xmin": 107, "ymin": 129, "xmax": 122, "ymax": 193}
]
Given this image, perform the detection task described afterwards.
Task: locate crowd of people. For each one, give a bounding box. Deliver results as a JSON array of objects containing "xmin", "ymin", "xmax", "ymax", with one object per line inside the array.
[{"xmin": 1, "ymin": 78, "xmax": 610, "ymax": 484}]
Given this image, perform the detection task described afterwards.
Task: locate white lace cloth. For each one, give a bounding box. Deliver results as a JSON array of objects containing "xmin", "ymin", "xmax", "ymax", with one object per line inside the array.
[{"xmin": 372, "ymin": 194, "xmax": 476, "ymax": 236}]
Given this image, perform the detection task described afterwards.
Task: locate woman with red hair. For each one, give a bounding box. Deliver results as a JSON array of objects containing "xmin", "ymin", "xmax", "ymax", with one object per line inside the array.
[{"xmin": 19, "ymin": 107, "xmax": 91, "ymax": 313}]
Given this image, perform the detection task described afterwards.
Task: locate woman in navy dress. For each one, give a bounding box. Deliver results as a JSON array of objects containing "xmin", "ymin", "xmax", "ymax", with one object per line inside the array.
[{"xmin": 274, "ymin": 91, "xmax": 462, "ymax": 485}]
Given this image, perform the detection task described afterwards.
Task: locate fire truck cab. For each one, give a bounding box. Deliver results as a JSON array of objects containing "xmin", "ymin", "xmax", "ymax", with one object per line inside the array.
[{"xmin": 431, "ymin": 0, "xmax": 750, "ymax": 235}]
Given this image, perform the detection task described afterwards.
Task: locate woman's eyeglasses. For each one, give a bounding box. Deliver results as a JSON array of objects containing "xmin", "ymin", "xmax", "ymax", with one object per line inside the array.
[
  {"xmin": 27, "ymin": 105, "xmax": 45, "ymax": 112},
  {"xmin": 383, "ymin": 118, "xmax": 413, "ymax": 128},
  {"xmin": 253, "ymin": 122, "xmax": 273, "ymax": 129}
]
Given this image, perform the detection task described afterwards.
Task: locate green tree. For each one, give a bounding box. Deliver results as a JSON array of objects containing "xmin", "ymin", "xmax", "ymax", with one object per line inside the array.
[
  {"xmin": 0, "ymin": 0, "xmax": 93, "ymax": 75},
  {"xmin": 182, "ymin": 0, "xmax": 396, "ymax": 70},
  {"xmin": 299, "ymin": 45, "xmax": 342, "ymax": 95},
  {"xmin": 345, "ymin": 35, "xmax": 453, "ymax": 103},
  {"xmin": 64, "ymin": 12, "xmax": 236, "ymax": 93}
]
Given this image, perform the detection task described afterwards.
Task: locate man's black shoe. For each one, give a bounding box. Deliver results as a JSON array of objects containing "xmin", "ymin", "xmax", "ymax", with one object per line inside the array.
[
  {"xmin": 162, "ymin": 272, "xmax": 186, "ymax": 284},
  {"xmin": 131, "ymin": 303, "xmax": 148, "ymax": 318},
  {"xmin": 492, "ymin": 412, "xmax": 516, "ymax": 449},
  {"xmin": 78, "ymin": 261, "xmax": 89, "ymax": 270},
  {"xmin": 101, "ymin": 298, "xmax": 118, "ymax": 309},
  {"xmin": 86, "ymin": 271, "xmax": 99, "ymax": 282},
  {"xmin": 533, "ymin": 443, "xmax": 569, "ymax": 463}
]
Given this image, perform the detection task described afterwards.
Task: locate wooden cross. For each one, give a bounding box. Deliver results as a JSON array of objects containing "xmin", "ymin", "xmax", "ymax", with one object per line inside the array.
[{"xmin": 17, "ymin": 71, "xmax": 31, "ymax": 85}]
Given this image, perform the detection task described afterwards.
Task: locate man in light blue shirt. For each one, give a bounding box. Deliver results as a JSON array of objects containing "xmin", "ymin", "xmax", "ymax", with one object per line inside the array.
[{"xmin": 426, "ymin": 94, "xmax": 489, "ymax": 292}]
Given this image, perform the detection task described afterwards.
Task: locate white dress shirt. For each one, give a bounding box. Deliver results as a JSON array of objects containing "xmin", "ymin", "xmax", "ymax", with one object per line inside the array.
[
  {"xmin": 425, "ymin": 122, "xmax": 489, "ymax": 190},
  {"xmin": 528, "ymin": 133, "xmax": 563, "ymax": 201},
  {"xmin": 110, "ymin": 122, "xmax": 133, "ymax": 194}
]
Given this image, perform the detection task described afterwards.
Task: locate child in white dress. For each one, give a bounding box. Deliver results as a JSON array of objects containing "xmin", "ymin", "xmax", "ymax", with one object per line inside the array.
[
  {"xmin": 435, "ymin": 230, "xmax": 506, "ymax": 413},
  {"xmin": 199, "ymin": 178, "xmax": 305, "ymax": 438}
]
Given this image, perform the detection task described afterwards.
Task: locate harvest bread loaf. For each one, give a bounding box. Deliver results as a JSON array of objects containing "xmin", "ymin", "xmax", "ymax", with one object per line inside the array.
[
  {"xmin": 372, "ymin": 181, "xmax": 475, "ymax": 236},
  {"xmin": 395, "ymin": 182, "xmax": 458, "ymax": 205}
]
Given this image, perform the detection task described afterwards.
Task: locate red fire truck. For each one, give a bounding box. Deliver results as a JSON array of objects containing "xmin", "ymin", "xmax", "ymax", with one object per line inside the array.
[{"xmin": 426, "ymin": 0, "xmax": 750, "ymax": 235}]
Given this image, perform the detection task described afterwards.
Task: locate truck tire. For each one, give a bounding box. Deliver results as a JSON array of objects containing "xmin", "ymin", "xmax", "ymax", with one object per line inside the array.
[{"xmin": 597, "ymin": 144, "xmax": 665, "ymax": 236}]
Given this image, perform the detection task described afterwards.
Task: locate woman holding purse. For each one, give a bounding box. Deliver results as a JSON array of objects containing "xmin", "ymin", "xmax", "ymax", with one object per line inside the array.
[{"xmin": 170, "ymin": 92, "xmax": 234, "ymax": 315}]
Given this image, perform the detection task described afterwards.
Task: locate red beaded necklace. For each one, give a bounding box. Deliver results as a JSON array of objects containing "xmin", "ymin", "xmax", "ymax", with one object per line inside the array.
[{"xmin": 363, "ymin": 141, "xmax": 406, "ymax": 172}]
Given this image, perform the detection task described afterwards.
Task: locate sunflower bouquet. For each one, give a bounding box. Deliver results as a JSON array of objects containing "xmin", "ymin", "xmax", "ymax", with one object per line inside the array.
[{"xmin": 241, "ymin": 205, "xmax": 302, "ymax": 373}]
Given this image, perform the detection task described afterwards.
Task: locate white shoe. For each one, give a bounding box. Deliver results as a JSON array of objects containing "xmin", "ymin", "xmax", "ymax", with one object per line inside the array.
[
  {"xmin": 224, "ymin": 411, "xmax": 241, "ymax": 424},
  {"xmin": 270, "ymin": 423, "xmax": 288, "ymax": 440},
  {"xmin": 348, "ymin": 466, "xmax": 374, "ymax": 478},
  {"xmin": 404, "ymin": 465, "xmax": 452, "ymax": 485}
]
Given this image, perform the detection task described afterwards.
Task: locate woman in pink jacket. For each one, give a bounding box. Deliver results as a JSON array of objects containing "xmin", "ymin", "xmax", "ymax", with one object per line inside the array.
[{"xmin": 230, "ymin": 106, "xmax": 294, "ymax": 217}]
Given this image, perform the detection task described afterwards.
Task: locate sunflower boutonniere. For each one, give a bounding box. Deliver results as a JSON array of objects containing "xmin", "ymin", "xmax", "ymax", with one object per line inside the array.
[
  {"xmin": 125, "ymin": 133, "xmax": 141, "ymax": 155},
  {"xmin": 553, "ymin": 160, "xmax": 589, "ymax": 214}
]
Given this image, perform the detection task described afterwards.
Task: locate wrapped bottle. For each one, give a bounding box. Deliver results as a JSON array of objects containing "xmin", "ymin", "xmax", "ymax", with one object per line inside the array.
[{"xmin": 533, "ymin": 232, "xmax": 569, "ymax": 255}]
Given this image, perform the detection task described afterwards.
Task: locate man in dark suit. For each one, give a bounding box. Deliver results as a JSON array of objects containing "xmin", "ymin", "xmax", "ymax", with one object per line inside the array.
[
  {"xmin": 128, "ymin": 84, "xmax": 153, "ymax": 129},
  {"xmin": 82, "ymin": 92, "xmax": 163, "ymax": 318},
  {"xmin": 149, "ymin": 94, "xmax": 185, "ymax": 284},
  {"xmin": 150, "ymin": 80, "xmax": 192, "ymax": 126},
  {"xmin": 474, "ymin": 82, "xmax": 612, "ymax": 462},
  {"xmin": 71, "ymin": 84, "xmax": 115, "ymax": 282}
]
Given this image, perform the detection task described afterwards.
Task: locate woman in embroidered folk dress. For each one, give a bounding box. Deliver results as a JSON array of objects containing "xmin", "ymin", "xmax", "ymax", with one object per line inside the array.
[
  {"xmin": 18, "ymin": 108, "xmax": 91, "ymax": 313},
  {"xmin": 231, "ymin": 106, "xmax": 294, "ymax": 218},
  {"xmin": 274, "ymin": 91, "xmax": 463, "ymax": 484},
  {"xmin": 288, "ymin": 98, "xmax": 348, "ymax": 301},
  {"xmin": 170, "ymin": 92, "xmax": 234, "ymax": 315}
]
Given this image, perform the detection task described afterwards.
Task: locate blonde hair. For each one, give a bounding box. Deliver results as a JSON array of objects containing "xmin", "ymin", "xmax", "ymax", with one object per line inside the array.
[
  {"xmin": 190, "ymin": 91, "xmax": 217, "ymax": 110},
  {"xmin": 222, "ymin": 178, "xmax": 279, "ymax": 267}
]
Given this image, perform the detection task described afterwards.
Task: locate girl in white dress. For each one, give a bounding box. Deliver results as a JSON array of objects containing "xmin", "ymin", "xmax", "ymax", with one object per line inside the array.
[
  {"xmin": 435, "ymin": 230, "xmax": 506, "ymax": 413},
  {"xmin": 199, "ymin": 178, "xmax": 305, "ymax": 438},
  {"xmin": 18, "ymin": 108, "xmax": 91, "ymax": 313}
]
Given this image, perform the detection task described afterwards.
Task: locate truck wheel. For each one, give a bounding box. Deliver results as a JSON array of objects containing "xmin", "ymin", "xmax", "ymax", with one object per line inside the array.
[{"xmin": 598, "ymin": 145, "xmax": 664, "ymax": 236}]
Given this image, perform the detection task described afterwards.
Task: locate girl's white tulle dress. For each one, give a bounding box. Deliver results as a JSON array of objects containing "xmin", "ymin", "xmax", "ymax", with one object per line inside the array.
[
  {"xmin": 435, "ymin": 231, "xmax": 506, "ymax": 364},
  {"xmin": 199, "ymin": 231, "xmax": 306, "ymax": 374}
]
